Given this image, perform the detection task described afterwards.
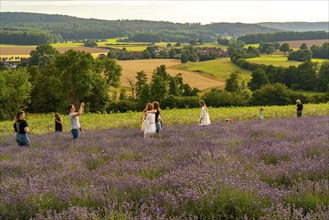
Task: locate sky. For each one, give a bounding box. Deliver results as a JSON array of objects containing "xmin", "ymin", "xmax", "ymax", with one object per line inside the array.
[{"xmin": 1, "ymin": 0, "xmax": 328, "ymax": 24}]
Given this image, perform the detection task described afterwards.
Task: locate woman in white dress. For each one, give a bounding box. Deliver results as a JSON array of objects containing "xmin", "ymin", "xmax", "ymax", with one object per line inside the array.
[
  {"xmin": 144, "ymin": 103, "xmax": 156, "ymax": 137},
  {"xmin": 199, "ymin": 100, "xmax": 211, "ymax": 126}
]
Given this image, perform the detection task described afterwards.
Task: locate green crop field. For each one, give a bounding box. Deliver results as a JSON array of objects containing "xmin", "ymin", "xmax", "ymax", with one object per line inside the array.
[
  {"xmin": 1, "ymin": 103, "xmax": 327, "ymax": 134},
  {"xmin": 50, "ymin": 42, "xmax": 83, "ymax": 47},
  {"xmin": 175, "ymin": 58, "xmax": 252, "ymax": 84},
  {"xmin": 246, "ymin": 55, "xmax": 329, "ymax": 67}
]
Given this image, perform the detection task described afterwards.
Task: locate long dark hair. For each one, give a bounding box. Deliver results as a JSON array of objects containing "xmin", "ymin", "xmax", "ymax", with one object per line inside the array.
[
  {"xmin": 153, "ymin": 101, "xmax": 161, "ymax": 111},
  {"xmin": 15, "ymin": 110, "xmax": 24, "ymax": 122},
  {"xmin": 68, "ymin": 104, "xmax": 74, "ymax": 111}
]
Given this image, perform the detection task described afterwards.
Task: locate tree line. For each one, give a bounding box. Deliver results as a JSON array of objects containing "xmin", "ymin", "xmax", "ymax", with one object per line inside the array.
[
  {"xmin": 238, "ymin": 31, "xmax": 329, "ymax": 44},
  {"xmin": 0, "ymin": 44, "xmax": 202, "ymax": 120},
  {"xmin": 231, "ymin": 52, "xmax": 329, "ymax": 92},
  {"xmin": 4, "ymin": 12, "xmax": 327, "ymax": 45}
]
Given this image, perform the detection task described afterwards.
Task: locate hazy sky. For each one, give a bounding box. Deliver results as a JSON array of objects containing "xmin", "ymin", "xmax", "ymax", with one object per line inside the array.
[{"xmin": 1, "ymin": 0, "xmax": 328, "ymax": 24}]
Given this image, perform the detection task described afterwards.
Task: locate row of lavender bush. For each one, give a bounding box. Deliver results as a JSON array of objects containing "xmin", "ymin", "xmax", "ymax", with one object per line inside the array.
[{"xmin": 0, "ymin": 116, "xmax": 328, "ymax": 219}]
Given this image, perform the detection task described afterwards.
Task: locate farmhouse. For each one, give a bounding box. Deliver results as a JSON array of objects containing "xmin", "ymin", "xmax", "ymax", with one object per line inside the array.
[{"xmin": 1, "ymin": 57, "xmax": 30, "ymax": 69}]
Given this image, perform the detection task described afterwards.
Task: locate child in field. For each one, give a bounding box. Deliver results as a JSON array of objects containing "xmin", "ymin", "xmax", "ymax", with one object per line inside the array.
[
  {"xmin": 296, "ymin": 99, "xmax": 303, "ymax": 117},
  {"xmin": 55, "ymin": 112, "xmax": 63, "ymax": 132},
  {"xmin": 259, "ymin": 107, "xmax": 265, "ymax": 120}
]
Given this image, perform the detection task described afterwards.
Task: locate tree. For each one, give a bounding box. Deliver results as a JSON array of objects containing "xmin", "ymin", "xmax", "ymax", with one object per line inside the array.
[
  {"xmin": 135, "ymin": 71, "xmax": 148, "ymax": 99},
  {"xmin": 181, "ymin": 52, "xmax": 189, "ymax": 63},
  {"xmin": 250, "ymin": 83, "xmax": 291, "ymax": 106},
  {"xmin": 0, "ymin": 68, "xmax": 32, "ymax": 120},
  {"xmin": 169, "ymin": 76, "xmax": 181, "ymax": 96},
  {"xmin": 84, "ymin": 40, "xmax": 98, "ymax": 47},
  {"xmin": 95, "ymin": 58, "xmax": 122, "ymax": 88},
  {"xmin": 55, "ymin": 50, "xmax": 94, "ymax": 106},
  {"xmin": 279, "ymin": 43, "xmax": 290, "ymax": 56},
  {"xmin": 29, "ymin": 44, "xmax": 59, "ymax": 67},
  {"xmin": 126, "ymin": 77, "xmax": 136, "ymax": 100},
  {"xmin": 150, "ymin": 75, "xmax": 168, "ymax": 101},
  {"xmin": 119, "ymin": 88, "xmax": 127, "ymax": 100},
  {"xmin": 265, "ymin": 46, "xmax": 276, "ymax": 55},
  {"xmin": 225, "ymin": 71, "xmax": 241, "ymax": 92},
  {"xmin": 288, "ymin": 49, "xmax": 313, "ymax": 62},
  {"xmin": 248, "ymin": 68, "xmax": 270, "ymax": 91},
  {"xmin": 300, "ymin": 43, "xmax": 308, "ymax": 50},
  {"xmin": 138, "ymin": 84, "xmax": 151, "ymax": 107},
  {"xmin": 317, "ymin": 62, "xmax": 329, "ymax": 92}
]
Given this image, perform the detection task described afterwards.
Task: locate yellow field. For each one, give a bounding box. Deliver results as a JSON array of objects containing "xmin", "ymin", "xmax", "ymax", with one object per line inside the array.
[
  {"xmin": 117, "ymin": 59, "xmax": 225, "ymax": 90},
  {"xmin": 247, "ymin": 55, "xmax": 329, "ymax": 67}
]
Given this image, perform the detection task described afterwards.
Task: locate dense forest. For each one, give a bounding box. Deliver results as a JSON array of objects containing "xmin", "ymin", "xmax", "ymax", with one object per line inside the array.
[
  {"xmin": 2, "ymin": 12, "xmax": 328, "ymax": 45},
  {"xmin": 258, "ymin": 22, "xmax": 329, "ymax": 32},
  {"xmin": 237, "ymin": 31, "xmax": 329, "ymax": 44}
]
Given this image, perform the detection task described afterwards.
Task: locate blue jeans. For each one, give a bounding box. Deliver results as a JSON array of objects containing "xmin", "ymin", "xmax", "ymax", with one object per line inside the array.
[
  {"xmin": 16, "ymin": 133, "xmax": 30, "ymax": 147},
  {"xmin": 71, "ymin": 129, "xmax": 80, "ymax": 139},
  {"xmin": 155, "ymin": 122, "xmax": 161, "ymax": 133}
]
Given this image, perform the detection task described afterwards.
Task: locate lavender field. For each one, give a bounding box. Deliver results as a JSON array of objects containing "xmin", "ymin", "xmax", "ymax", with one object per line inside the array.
[{"xmin": 1, "ymin": 116, "xmax": 329, "ymax": 219}]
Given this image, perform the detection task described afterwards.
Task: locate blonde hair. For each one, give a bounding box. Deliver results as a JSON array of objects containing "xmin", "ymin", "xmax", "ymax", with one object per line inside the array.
[
  {"xmin": 296, "ymin": 99, "xmax": 301, "ymax": 104},
  {"xmin": 146, "ymin": 103, "xmax": 154, "ymax": 111},
  {"xmin": 199, "ymin": 100, "xmax": 208, "ymax": 112}
]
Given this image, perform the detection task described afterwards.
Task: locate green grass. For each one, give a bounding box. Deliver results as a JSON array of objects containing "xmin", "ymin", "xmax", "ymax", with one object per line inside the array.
[
  {"xmin": 175, "ymin": 58, "xmax": 252, "ymax": 83},
  {"xmin": 244, "ymin": 44, "xmax": 259, "ymax": 48},
  {"xmin": 288, "ymin": 89, "xmax": 327, "ymax": 96},
  {"xmin": 0, "ymin": 104, "xmax": 327, "ymax": 134},
  {"xmin": 50, "ymin": 42, "xmax": 83, "ymax": 47},
  {"xmin": 246, "ymin": 55, "xmax": 329, "ymax": 67}
]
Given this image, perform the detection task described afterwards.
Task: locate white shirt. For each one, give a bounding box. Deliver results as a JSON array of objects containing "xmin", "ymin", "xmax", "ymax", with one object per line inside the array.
[
  {"xmin": 200, "ymin": 106, "xmax": 211, "ymax": 126},
  {"xmin": 69, "ymin": 113, "xmax": 80, "ymax": 129},
  {"xmin": 144, "ymin": 112, "xmax": 156, "ymax": 137}
]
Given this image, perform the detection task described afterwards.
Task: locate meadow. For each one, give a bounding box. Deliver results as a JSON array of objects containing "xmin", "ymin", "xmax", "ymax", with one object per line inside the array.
[
  {"xmin": 175, "ymin": 58, "xmax": 252, "ymax": 85},
  {"xmin": 246, "ymin": 55, "xmax": 329, "ymax": 68},
  {"xmin": 1, "ymin": 114, "xmax": 328, "ymax": 219},
  {"xmin": 0, "ymin": 104, "xmax": 328, "ymax": 134}
]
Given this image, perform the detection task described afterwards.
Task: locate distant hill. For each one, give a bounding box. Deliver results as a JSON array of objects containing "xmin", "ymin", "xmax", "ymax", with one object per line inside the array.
[
  {"xmin": 0, "ymin": 12, "xmax": 278, "ymax": 43},
  {"xmin": 0, "ymin": 12, "xmax": 328, "ymax": 45},
  {"xmin": 258, "ymin": 22, "xmax": 329, "ymax": 32}
]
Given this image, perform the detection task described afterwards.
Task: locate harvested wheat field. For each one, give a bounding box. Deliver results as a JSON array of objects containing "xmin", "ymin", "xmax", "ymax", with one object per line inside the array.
[
  {"xmin": 278, "ymin": 39, "xmax": 329, "ymax": 49},
  {"xmin": 117, "ymin": 59, "xmax": 225, "ymax": 90}
]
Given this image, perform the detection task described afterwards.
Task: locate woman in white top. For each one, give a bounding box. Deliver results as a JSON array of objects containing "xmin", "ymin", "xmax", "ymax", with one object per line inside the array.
[
  {"xmin": 68, "ymin": 102, "xmax": 84, "ymax": 139},
  {"xmin": 144, "ymin": 103, "xmax": 156, "ymax": 137},
  {"xmin": 199, "ymin": 100, "xmax": 211, "ymax": 126}
]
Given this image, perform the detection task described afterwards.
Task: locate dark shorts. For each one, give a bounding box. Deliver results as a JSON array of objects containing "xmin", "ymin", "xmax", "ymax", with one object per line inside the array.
[
  {"xmin": 71, "ymin": 129, "xmax": 80, "ymax": 139},
  {"xmin": 16, "ymin": 133, "xmax": 30, "ymax": 147}
]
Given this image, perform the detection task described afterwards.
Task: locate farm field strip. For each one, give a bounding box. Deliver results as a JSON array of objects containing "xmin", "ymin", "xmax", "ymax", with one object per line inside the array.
[
  {"xmin": 175, "ymin": 58, "xmax": 252, "ymax": 82},
  {"xmin": 0, "ymin": 103, "xmax": 327, "ymax": 134},
  {"xmin": 117, "ymin": 59, "xmax": 225, "ymax": 90},
  {"xmin": 246, "ymin": 55, "xmax": 329, "ymax": 67}
]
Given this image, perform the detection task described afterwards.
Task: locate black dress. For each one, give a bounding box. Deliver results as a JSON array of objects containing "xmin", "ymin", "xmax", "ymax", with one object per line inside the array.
[{"xmin": 55, "ymin": 117, "xmax": 63, "ymax": 132}]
